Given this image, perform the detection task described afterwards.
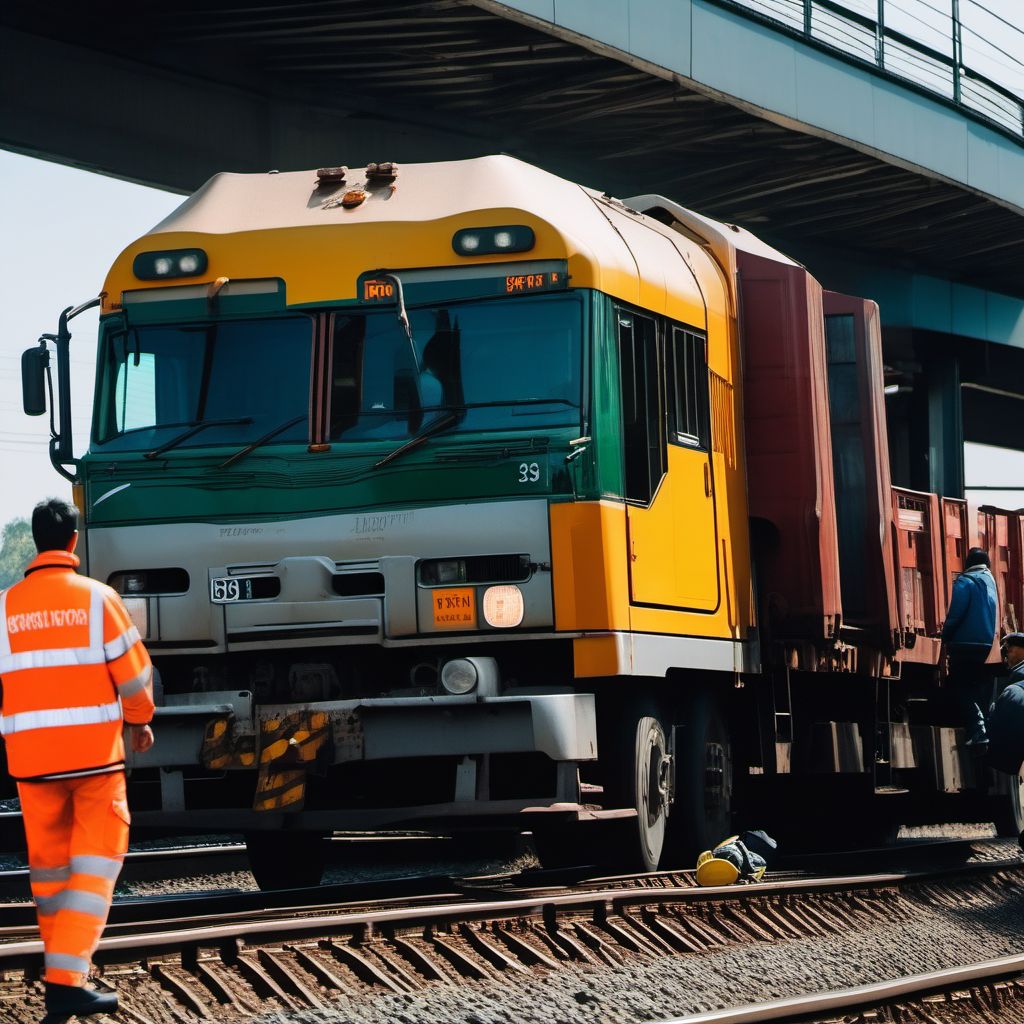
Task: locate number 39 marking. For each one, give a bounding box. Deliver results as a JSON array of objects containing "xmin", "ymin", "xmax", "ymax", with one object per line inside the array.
[{"xmin": 518, "ymin": 462, "xmax": 540, "ymax": 484}]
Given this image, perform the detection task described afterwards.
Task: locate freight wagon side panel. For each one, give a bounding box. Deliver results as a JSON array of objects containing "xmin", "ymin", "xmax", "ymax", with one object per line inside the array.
[
  {"xmin": 978, "ymin": 506, "xmax": 1017, "ymax": 635},
  {"xmin": 822, "ymin": 292, "xmax": 899, "ymax": 651},
  {"xmin": 737, "ymin": 251, "xmax": 841, "ymax": 642},
  {"xmin": 939, "ymin": 497, "xmax": 968, "ymax": 607},
  {"xmin": 892, "ymin": 487, "xmax": 944, "ymax": 662}
]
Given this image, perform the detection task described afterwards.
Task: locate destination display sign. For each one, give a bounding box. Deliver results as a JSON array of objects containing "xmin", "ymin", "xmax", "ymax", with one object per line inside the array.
[
  {"xmin": 363, "ymin": 278, "xmax": 396, "ymax": 302},
  {"xmin": 354, "ymin": 260, "xmax": 569, "ymax": 307},
  {"xmin": 505, "ymin": 270, "xmax": 564, "ymax": 293}
]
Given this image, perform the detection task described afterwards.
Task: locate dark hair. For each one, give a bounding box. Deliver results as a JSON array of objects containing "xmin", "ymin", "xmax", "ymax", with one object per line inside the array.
[
  {"xmin": 31, "ymin": 498, "xmax": 79, "ymax": 553},
  {"xmin": 966, "ymin": 546, "xmax": 990, "ymax": 569}
]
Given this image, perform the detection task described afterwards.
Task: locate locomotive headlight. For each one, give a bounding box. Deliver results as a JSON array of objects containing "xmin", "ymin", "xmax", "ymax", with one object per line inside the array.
[
  {"xmin": 441, "ymin": 658, "xmax": 478, "ymax": 695},
  {"xmin": 133, "ymin": 248, "xmax": 209, "ymax": 281},
  {"xmin": 452, "ymin": 225, "xmax": 535, "ymax": 256},
  {"xmin": 482, "ymin": 585, "xmax": 524, "ymax": 628}
]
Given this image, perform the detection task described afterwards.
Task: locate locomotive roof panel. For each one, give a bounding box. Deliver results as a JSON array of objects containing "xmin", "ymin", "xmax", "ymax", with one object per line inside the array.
[{"xmin": 101, "ymin": 155, "xmax": 789, "ymax": 356}]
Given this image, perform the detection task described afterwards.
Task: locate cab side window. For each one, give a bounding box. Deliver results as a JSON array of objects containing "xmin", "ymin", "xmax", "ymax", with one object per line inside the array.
[
  {"xmin": 668, "ymin": 326, "xmax": 709, "ymax": 449},
  {"xmin": 617, "ymin": 310, "xmax": 664, "ymax": 504}
]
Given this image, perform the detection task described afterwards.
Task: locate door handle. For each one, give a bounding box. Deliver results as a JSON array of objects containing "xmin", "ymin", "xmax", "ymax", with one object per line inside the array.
[{"xmin": 704, "ymin": 461, "xmax": 712, "ymax": 497}]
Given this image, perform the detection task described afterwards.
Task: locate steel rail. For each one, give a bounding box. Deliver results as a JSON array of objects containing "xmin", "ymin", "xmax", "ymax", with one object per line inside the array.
[
  {"xmin": 0, "ymin": 843, "xmax": 247, "ymax": 895},
  {"xmin": 0, "ymin": 857, "xmax": 1019, "ymax": 963},
  {"xmin": 0, "ymin": 843, "xmax": 244, "ymax": 878},
  {"xmin": 650, "ymin": 952, "xmax": 1024, "ymax": 1024}
]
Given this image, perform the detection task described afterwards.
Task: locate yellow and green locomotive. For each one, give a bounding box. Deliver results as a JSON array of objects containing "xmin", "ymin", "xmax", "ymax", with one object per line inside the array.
[{"xmin": 21, "ymin": 156, "xmax": 1018, "ymax": 886}]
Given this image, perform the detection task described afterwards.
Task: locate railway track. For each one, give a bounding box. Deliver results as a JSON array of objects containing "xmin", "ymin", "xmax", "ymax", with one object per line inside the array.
[
  {"xmin": 0, "ymin": 838, "xmax": 1019, "ymax": 1023},
  {"xmin": 0, "ymin": 842, "xmax": 248, "ymax": 897},
  {"xmin": 652, "ymin": 953, "xmax": 1024, "ymax": 1024}
]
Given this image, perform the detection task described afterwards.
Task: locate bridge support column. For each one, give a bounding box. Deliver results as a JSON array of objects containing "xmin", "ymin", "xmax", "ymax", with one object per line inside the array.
[{"xmin": 925, "ymin": 345, "xmax": 964, "ymax": 500}]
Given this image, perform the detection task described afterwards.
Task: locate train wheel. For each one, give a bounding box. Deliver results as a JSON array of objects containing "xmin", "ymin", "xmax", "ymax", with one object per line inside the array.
[
  {"xmin": 534, "ymin": 701, "xmax": 671, "ymax": 873},
  {"xmin": 599, "ymin": 709, "xmax": 671, "ymax": 873},
  {"xmin": 244, "ymin": 831, "xmax": 328, "ymax": 890},
  {"xmin": 663, "ymin": 689, "xmax": 733, "ymax": 866},
  {"xmin": 993, "ymin": 768, "xmax": 1024, "ymax": 837}
]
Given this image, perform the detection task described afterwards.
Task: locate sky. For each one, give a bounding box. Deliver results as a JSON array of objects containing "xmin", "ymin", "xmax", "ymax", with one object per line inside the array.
[
  {"xmin": 0, "ymin": 151, "xmax": 180, "ymax": 526},
  {"xmin": 0, "ymin": 0, "xmax": 1021, "ymax": 527}
]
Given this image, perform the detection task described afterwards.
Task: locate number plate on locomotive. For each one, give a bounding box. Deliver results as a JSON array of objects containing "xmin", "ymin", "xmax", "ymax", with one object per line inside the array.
[
  {"xmin": 210, "ymin": 576, "xmax": 253, "ymax": 603},
  {"xmin": 432, "ymin": 588, "xmax": 476, "ymax": 630}
]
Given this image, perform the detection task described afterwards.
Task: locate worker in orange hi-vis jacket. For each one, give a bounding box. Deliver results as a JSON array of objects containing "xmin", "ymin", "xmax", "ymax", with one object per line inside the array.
[{"xmin": 0, "ymin": 499, "xmax": 155, "ymax": 1023}]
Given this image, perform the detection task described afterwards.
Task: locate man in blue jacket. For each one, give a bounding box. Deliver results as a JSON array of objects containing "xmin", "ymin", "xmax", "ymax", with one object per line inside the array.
[{"xmin": 941, "ymin": 547, "xmax": 998, "ymax": 750}]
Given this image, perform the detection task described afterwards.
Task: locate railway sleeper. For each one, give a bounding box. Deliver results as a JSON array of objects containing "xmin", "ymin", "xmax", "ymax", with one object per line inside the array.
[
  {"xmin": 617, "ymin": 909, "xmax": 676, "ymax": 955},
  {"xmin": 543, "ymin": 921, "xmax": 599, "ymax": 964},
  {"xmin": 192, "ymin": 959, "xmax": 256, "ymax": 1014},
  {"xmin": 150, "ymin": 963, "xmax": 213, "ymax": 1019},
  {"xmin": 430, "ymin": 933, "xmax": 493, "ymax": 980},
  {"xmin": 459, "ymin": 923, "xmax": 530, "ymax": 975},
  {"xmin": 233, "ymin": 952, "xmax": 299, "ymax": 1010},
  {"xmin": 323, "ymin": 938, "xmax": 412, "ymax": 993},
  {"xmin": 524, "ymin": 921, "xmax": 574, "ymax": 964},
  {"xmin": 389, "ymin": 936, "xmax": 451, "ymax": 984},
  {"xmin": 494, "ymin": 923, "xmax": 561, "ymax": 970},
  {"xmin": 287, "ymin": 945, "xmax": 358, "ymax": 995},
  {"xmin": 644, "ymin": 913, "xmax": 704, "ymax": 953},
  {"xmin": 256, "ymin": 948, "xmax": 324, "ymax": 1008}
]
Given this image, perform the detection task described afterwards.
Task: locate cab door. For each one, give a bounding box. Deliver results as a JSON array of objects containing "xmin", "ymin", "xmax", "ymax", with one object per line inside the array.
[
  {"xmin": 620, "ymin": 310, "xmax": 719, "ymax": 611},
  {"xmin": 665, "ymin": 325, "xmax": 719, "ymax": 610}
]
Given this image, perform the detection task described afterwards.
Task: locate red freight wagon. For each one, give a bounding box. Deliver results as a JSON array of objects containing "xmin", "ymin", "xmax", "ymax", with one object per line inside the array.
[
  {"xmin": 737, "ymin": 251, "xmax": 841, "ymax": 647},
  {"xmin": 891, "ymin": 488, "xmax": 944, "ymax": 662},
  {"xmin": 978, "ymin": 506, "xmax": 1023, "ymax": 634},
  {"xmin": 939, "ymin": 497, "xmax": 969, "ymax": 607},
  {"xmin": 822, "ymin": 291, "xmax": 899, "ymax": 652}
]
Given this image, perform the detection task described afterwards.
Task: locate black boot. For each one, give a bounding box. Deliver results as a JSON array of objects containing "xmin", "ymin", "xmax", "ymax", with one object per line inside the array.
[{"xmin": 43, "ymin": 981, "xmax": 118, "ymax": 1020}]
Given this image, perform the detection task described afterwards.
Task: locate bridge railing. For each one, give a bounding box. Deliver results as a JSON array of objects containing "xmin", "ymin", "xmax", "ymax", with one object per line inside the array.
[{"xmin": 708, "ymin": 0, "xmax": 1024, "ymax": 142}]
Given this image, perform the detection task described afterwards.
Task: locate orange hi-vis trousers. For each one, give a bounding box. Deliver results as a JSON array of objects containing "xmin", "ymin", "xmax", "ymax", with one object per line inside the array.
[{"xmin": 18, "ymin": 771, "xmax": 130, "ymax": 986}]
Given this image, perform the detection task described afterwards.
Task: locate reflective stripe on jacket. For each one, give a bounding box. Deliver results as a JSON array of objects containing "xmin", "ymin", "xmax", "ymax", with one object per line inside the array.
[{"xmin": 0, "ymin": 550, "xmax": 155, "ymax": 781}]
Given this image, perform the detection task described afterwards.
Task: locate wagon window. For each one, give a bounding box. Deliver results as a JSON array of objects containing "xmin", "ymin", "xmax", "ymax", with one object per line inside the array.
[
  {"xmin": 668, "ymin": 327, "xmax": 709, "ymax": 448},
  {"xmin": 617, "ymin": 309, "xmax": 664, "ymax": 504}
]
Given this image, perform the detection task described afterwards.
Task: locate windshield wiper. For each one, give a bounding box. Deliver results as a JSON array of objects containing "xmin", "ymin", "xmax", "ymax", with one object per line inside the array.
[
  {"xmin": 219, "ymin": 414, "xmax": 306, "ymax": 469},
  {"xmin": 144, "ymin": 418, "xmax": 252, "ymax": 460},
  {"xmin": 373, "ymin": 409, "xmax": 461, "ymax": 470}
]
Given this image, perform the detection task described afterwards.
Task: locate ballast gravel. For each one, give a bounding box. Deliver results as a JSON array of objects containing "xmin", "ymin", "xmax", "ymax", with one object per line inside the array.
[{"xmin": 253, "ymin": 854, "xmax": 1024, "ymax": 1024}]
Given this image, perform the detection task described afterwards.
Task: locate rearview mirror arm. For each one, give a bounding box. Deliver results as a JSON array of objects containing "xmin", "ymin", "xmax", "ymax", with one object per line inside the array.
[{"xmin": 50, "ymin": 297, "xmax": 101, "ymax": 483}]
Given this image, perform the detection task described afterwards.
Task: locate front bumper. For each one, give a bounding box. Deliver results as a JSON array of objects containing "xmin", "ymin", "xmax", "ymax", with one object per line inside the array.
[
  {"xmin": 127, "ymin": 690, "xmax": 599, "ymax": 828},
  {"xmin": 132, "ymin": 690, "xmax": 597, "ymax": 768}
]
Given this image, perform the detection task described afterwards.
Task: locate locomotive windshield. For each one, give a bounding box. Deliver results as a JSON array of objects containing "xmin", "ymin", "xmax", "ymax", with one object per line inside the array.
[
  {"xmin": 92, "ymin": 294, "xmax": 582, "ymax": 453},
  {"xmin": 93, "ymin": 315, "xmax": 314, "ymax": 452},
  {"xmin": 328, "ymin": 295, "xmax": 582, "ymax": 441}
]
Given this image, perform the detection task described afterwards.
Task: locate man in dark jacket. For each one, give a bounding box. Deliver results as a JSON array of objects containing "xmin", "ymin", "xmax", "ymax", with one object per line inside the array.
[
  {"xmin": 941, "ymin": 547, "xmax": 998, "ymax": 749},
  {"xmin": 986, "ymin": 632, "xmax": 1024, "ymax": 775}
]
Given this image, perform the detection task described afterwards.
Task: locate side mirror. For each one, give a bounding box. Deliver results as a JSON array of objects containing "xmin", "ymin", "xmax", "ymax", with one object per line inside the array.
[{"xmin": 21, "ymin": 345, "xmax": 49, "ymax": 416}]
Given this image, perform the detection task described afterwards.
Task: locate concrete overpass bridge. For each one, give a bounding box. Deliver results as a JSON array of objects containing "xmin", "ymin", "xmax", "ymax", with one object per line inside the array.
[{"xmin": 2, "ymin": 0, "xmax": 1023, "ymax": 495}]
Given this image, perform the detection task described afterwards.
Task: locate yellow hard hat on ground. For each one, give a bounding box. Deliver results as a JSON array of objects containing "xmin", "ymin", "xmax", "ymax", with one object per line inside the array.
[
  {"xmin": 695, "ymin": 846, "xmax": 741, "ymax": 886},
  {"xmin": 695, "ymin": 830, "xmax": 777, "ymax": 886}
]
